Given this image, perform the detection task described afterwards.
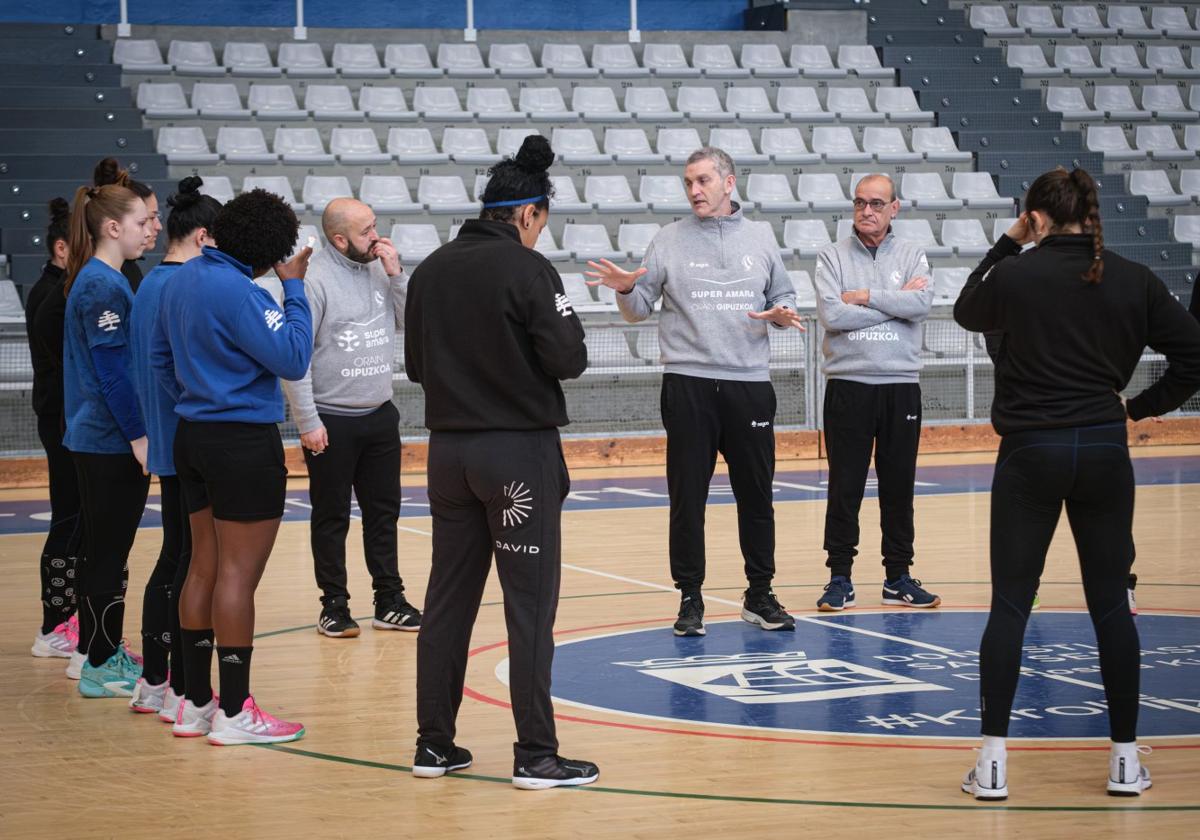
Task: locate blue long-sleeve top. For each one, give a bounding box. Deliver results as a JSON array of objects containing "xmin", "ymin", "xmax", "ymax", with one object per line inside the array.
[
  {"xmin": 129, "ymin": 261, "xmax": 183, "ymax": 475},
  {"xmin": 150, "ymin": 247, "xmax": 313, "ymax": 424},
  {"xmin": 63, "ymin": 257, "xmax": 146, "ymax": 454}
]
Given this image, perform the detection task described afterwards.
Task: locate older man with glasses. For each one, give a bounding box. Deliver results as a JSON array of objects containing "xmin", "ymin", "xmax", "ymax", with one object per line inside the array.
[{"xmin": 810, "ymin": 173, "xmax": 941, "ymax": 612}]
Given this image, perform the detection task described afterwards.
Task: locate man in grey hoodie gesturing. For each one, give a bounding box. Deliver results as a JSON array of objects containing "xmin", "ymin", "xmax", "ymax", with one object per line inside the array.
[
  {"xmin": 811, "ymin": 174, "xmax": 941, "ymax": 613},
  {"xmin": 283, "ymin": 198, "xmax": 422, "ymax": 638},
  {"xmin": 586, "ymin": 146, "xmax": 803, "ymax": 637}
]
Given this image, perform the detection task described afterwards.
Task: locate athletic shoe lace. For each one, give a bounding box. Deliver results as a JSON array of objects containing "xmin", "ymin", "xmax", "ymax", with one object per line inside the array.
[{"xmin": 60, "ymin": 615, "xmax": 80, "ymax": 646}]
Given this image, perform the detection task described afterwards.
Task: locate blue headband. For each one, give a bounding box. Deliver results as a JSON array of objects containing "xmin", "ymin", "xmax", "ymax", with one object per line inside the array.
[{"xmin": 481, "ymin": 195, "xmax": 546, "ymax": 209}]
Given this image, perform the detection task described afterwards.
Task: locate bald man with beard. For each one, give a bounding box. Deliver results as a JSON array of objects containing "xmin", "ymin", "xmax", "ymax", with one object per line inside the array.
[{"xmin": 282, "ymin": 198, "xmax": 423, "ymax": 638}]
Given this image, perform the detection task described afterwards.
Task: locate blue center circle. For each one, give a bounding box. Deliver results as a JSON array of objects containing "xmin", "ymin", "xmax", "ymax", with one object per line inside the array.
[{"xmin": 542, "ymin": 611, "xmax": 1200, "ymax": 739}]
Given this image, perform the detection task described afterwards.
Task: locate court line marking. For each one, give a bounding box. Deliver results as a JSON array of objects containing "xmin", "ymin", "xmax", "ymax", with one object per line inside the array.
[
  {"xmin": 466, "ymin": 613, "xmax": 1200, "ymax": 746},
  {"xmin": 558, "ymin": 562, "xmax": 1200, "ymax": 715},
  {"xmin": 259, "ymin": 743, "xmax": 1200, "ymax": 813},
  {"xmin": 334, "ymin": 522, "xmax": 1200, "ymax": 723}
]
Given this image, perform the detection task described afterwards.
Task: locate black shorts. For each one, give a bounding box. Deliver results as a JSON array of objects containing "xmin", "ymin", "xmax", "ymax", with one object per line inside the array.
[{"xmin": 174, "ymin": 420, "xmax": 287, "ymax": 522}]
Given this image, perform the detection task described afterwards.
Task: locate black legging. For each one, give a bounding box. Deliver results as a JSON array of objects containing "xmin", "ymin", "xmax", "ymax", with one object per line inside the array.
[
  {"xmin": 72, "ymin": 452, "xmax": 150, "ymax": 666},
  {"xmin": 36, "ymin": 414, "xmax": 83, "ymax": 634},
  {"xmin": 139, "ymin": 475, "xmax": 190, "ymax": 686},
  {"xmin": 979, "ymin": 422, "xmax": 1140, "ymax": 742}
]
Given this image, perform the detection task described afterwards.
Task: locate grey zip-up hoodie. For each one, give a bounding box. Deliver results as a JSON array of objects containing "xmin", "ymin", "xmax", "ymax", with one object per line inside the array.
[
  {"xmin": 616, "ymin": 203, "xmax": 796, "ymax": 381},
  {"xmin": 282, "ymin": 245, "xmax": 407, "ymax": 434},
  {"xmin": 812, "ymin": 230, "xmax": 932, "ymax": 384}
]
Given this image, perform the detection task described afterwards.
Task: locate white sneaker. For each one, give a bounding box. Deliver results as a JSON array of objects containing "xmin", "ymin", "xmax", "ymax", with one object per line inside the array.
[
  {"xmin": 129, "ymin": 678, "xmax": 169, "ymax": 714},
  {"xmin": 1108, "ymin": 746, "xmax": 1152, "ymax": 796},
  {"xmin": 158, "ymin": 688, "xmax": 184, "ymax": 724},
  {"xmin": 65, "ymin": 650, "xmax": 85, "ymax": 680},
  {"xmin": 962, "ymin": 756, "xmax": 1008, "ymax": 800},
  {"xmin": 32, "ymin": 629, "xmax": 75, "ymax": 658},
  {"xmin": 172, "ymin": 695, "xmax": 219, "ymax": 737},
  {"xmin": 206, "ymin": 696, "xmax": 305, "ymax": 746}
]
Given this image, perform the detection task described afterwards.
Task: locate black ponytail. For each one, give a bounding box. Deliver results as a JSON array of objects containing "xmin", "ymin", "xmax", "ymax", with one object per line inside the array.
[{"xmin": 45, "ymin": 197, "xmax": 70, "ymax": 257}]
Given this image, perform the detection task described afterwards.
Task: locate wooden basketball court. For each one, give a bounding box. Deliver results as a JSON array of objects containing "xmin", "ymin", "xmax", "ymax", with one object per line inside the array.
[{"xmin": 2, "ymin": 447, "xmax": 1198, "ymax": 836}]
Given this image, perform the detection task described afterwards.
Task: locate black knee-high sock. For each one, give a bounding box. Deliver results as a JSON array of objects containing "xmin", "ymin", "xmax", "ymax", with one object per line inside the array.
[
  {"xmin": 217, "ymin": 646, "xmax": 253, "ymax": 717},
  {"xmin": 86, "ymin": 590, "xmax": 126, "ymax": 667},
  {"xmin": 181, "ymin": 628, "xmax": 215, "ymax": 706}
]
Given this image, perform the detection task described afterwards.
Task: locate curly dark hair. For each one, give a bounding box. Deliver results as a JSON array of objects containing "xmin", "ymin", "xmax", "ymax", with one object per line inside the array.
[
  {"xmin": 166, "ymin": 175, "xmax": 222, "ymax": 242},
  {"xmin": 479, "ymin": 135, "xmax": 556, "ymax": 223},
  {"xmin": 212, "ymin": 188, "xmax": 299, "ymax": 274}
]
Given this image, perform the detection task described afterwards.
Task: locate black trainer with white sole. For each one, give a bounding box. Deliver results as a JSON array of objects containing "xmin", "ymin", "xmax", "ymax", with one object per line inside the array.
[
  {"xmin": 317, "ymin": 600, "xmax": 360, "ymax": 638},
  {"xmin": 673, "ymin": 593, "xmax": 705, "ymax": 637},
  {"xmin": 373, "ymin": 595, "xmax": 422, "ymax": 632},
  {"xmin": 412, "ymin": 743, "xmax": 473, "ymax": 778},
  {"xmin": 741, "ymin": 590, "xmax": 795, "ymax": 631},
  {"xmin": 512, "ymin": 755, "xmax": 599, "ymax": 790}
]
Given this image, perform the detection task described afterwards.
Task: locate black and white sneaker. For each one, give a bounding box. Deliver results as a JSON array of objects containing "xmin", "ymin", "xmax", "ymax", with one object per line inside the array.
[
  {"xmin": 373, "ymin": 595, "xmax": 422, "ymax": 632},
  {"xmin": 673, "ymin": 593, "xmax": 705, "ymax": 637},
  {"xmin": 742, "ymin": 589, "xmax": 795, "ymax": 631},
  {"xmin": 317, "ymin": 600, "xmax": 360, "ymax": 638},
  {"xmin": 512, "ymin": 755, "xmax": 599, "ymax": 790},
  {"xmin": 412, "ymin": 743, "xmax": 473, "ymax": 778}
]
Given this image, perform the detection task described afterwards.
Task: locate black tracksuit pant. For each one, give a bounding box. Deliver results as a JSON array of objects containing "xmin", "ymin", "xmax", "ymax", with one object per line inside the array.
[
  {"xmin": 661, "ymin": 373, "xmax": 777, "ymax": 594},
  {"xmin": 980, "ymin": 423, "xmax": 1140, "ymax": 742},
  {"xmin": 417, "ymin": 428, "xmax": 567, "ymax": 763},
  {"xmin": 72, "ymin": 451, "xmax": 149, "ymax": 666},
  {"xmin": 822, "ymin": 379, "xmax": 922, "ymax": 581},
  {"xmin": 36, "ymin": 413, "xmax": 82, "ymax": 634},
  {"xmin": 302, "ymin": 402, "xmax": 404, "ymax": 607}
]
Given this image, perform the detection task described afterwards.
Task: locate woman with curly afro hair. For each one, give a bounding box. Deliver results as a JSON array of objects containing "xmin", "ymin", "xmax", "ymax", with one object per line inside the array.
[{"xmin": 150, "ymin": 187, "xmax": 313, "ymax": 744}]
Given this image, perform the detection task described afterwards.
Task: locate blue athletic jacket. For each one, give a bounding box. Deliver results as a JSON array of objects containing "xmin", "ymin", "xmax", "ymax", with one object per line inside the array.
[{"xmin": 151, "ymin": 247, "xmax": 313, "ymax": 424}]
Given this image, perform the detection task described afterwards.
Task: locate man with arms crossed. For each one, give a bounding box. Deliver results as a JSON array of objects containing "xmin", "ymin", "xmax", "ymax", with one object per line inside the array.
[{"xmin": 811, "ymin": 174, "xmax": 940, "ymax": 612}]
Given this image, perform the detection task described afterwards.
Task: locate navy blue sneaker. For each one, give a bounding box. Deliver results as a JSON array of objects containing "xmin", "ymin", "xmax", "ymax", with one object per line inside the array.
[
  {"xmin": 882, "ymin": 574, "xmax": 941, "ymax": 608},
  {"xmin": 817, "ymin": 576, "xmax": 855, "ymax": 611}
]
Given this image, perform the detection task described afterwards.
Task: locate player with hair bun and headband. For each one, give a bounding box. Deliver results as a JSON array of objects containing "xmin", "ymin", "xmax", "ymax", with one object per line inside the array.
[
  {"xmin": 62, "ymin": 168, "xmax": 153, "ymax": 699},
  {"xmin": 126, "ymin": 176, "xmax": 222, "ymax": 721},
  {"xmin": 405, "ymin": 135, "xmax": 598, "ymax": 790},
  {"xmin": 954, "ymin": 166, "xmax": 1200, "ymax": 800}
]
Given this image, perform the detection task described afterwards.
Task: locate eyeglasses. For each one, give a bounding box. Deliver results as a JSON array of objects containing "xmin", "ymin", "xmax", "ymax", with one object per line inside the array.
[{"xmin": 852, "ymin": 198, "xmax": 892, "ymax": 212}]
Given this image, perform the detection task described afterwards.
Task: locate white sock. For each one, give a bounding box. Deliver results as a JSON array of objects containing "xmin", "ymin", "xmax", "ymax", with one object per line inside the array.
[
  {"xmin": 1111, "ymin": 741, "xmax": 1139, "ymax": 763},
  {"xmin": 980, "ymin": 735, "xmax": 1007, "ymax": 762}
]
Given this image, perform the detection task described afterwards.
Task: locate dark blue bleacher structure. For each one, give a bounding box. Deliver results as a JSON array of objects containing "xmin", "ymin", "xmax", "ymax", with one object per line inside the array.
[{"xmin": 1, "ymin": 1, "xmax": 1197, "ymax": 454}]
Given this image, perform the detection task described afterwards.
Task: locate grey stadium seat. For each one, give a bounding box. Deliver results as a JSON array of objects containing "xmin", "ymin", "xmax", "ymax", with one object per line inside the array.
[
  {"xmin": 677, "ymin": 86, "xmax": 734, "ymax": 121},
  {"xmin": 192, "ymin": 82, "xmax": 251, "ymax": 119},
  {"xmin": 360, "ymin": 176, "xmax": 417, "ymax": 212},
  {"xmin": 709, "ymin": 127, "xmax": 769, "ymax": 165},
  {"xmin": 223, "ymin": 42, "xmax": 279, "ymax": 77},
  {"xmin": 157, "ymin": 126, "xmax": 218, "ymax": 165},
  {"xmin": 618, "ymin": 223, "xmax": 661, "ymax": 260},
  {"xmin": 740, "ymin": 44, "xmax": 796, "ymax": 78},
  {"xmin": 692, "ymin": 43, "xmax": 750, "ymax": 79},
  {"xmin": 593, "ymin": 43, "xmax": 648, "ymax": 78},
  {"xmin": 655, "ymin": 128, "xmax": 703, "ymax": 163},
  {"xmin": 572, "ymin": 87, "xmax": 626, "ymax": 122},
  {"xmin": 605, "ymin": 128, "xmax": 665, "ymax": 165},
  {"xmin": 562, "ymin": 224, "xmax": 625, "ymax": 261},
  {"xmin": 549, "ymin": 176, "xmax": 593, "ymax": 214},
  {"xmin": 746, "ymin": 173, "xmax": 805, "ymax": 213},
  {"xmin": 940, "ymin": 219, "xmax": 991, "ymax": 258},
  {"xmin": 302, "ymin": 176, "xmax": 353, "ymax": 212},
  {"xmin": 384, "ymin": 44, "xmax": 442, "ymax": 78},
  {"xmin": 901, "ymin": 173, "xmax": 963, "ymax": 211},
  {"xmin": 951, "ymin": 173, "xmax": 1014, "ymax": 210},
  {"xmin": 783, "ymin": 219, "xmax": 833, "ymax": 258},
  {"xmin": 332, "ymin": 43, "xmax": 389, "ymax": 78},
  {"xmin": 331, "ymin": 128, "xmax": 391, "ymax": 165},
  {"xmin": 789, "ymin": 44, "xmax": 846, "ymax": 79},
  {"xmin": 437, "ymin": 43, "xmax": 495, "ymax": 78},
  {"xmin": 640, "ymin": 175, "xmax": 691, "ymax": 213},
  {"xmin": 811, "ymin": 126, "xmax": 871, "ymax": 164},
  {"xmin": 776, "ymin": 86, "xmax": 833, "ymax": 122},
  {"xmin": 624, "ymin": 87, "xmax": 681, "ymax": 122},
  {"xmin": 488, "ymin": 43, "xmax": 546, "ymax": 79},
  {"xmin": 726, "ymin": 86, "xmax": 784, "ymax": 123},
  {"xmin": 242, "ymin": 175, "xmax": 298, "ymax": 206},
  {"xmin": 798, "ymin": 173, "xmax": 852, "ymax": 212},
  {"xmin": 520, "ymin": 87, "xmax": 578, "ymax": 121},
  {"xmin": 358, "ymin": 86, "xmax": 416, "ymax": 121},
  {"xmin": 760, "ymin": 127, "xmax": 819, "ymax": 165},
  {"xmin": 390, "ymin": 225, "xmax": 442, "ymax": 262},
  {"xmin": 216, "ymin": 126, "xmax": 277, "ymax": 164},
  {"xmin": 862, "ymin": 127, "xmax": 922, "ymax": 164},
  {"xmin": 466, "ymin": 87, "xmax": 518, "ymax": 122},
  {"xmin": 827, "ymin": 87, "xmax": 884, "ymax": 123},
  {"xmin": 553, "ymin": 127, "xmax": 611, "ymax": 165},
  {"xmin": 387, "ymin": 128, "xmax": 449, "ymax": 164},
  {"xmin": 248, "ymin": 84, "xmax": 307, "ymax": 119},
  {"xmin": 412, "ymin": 87, "xmax": 470, "ymax": 120},
  {"xmin": 278, "ymin": 42, "xmax": 335, "ymax": 77},
  {"xmin": 442, "ymin": 128, "xmax": 500, "ymax": 165},
  {"xmin": 275, "ymin": 128, "xmax": 334, "ymax": 165},
  {"xmin": 836, "ymin": 45, "xmax": 894, "ymax": 79},
  {"xmin": 586, "ymin": 175, "xmax": 646, "ymax": 213},
  {"xmin": 417, "ymin": 176, "xmax": 478, "ymax": 214},
  {"xmin": 642, "ymin": 44, "xmax": 699, "ymax": 79},
  {"xmin": 113, "ymin": 39, "xmax": 170, "ymax": 73},
  {"xmin": 138, "ymin": 82, "xmax": 194, "ymax": 118},
  {"xmin": 305, "ymin": 85, "xmax": 363, "ymax": 120},
  {"xmin": 543, "ymin": 43, "xmax": 598, "ymax": 79},
  {"xmin": 198, "ymin": 176, "xmax": 235, "ymax": 204},
  {"xmin": 167, "ymin": 40, "xmax": 223, "ymax": 76}
]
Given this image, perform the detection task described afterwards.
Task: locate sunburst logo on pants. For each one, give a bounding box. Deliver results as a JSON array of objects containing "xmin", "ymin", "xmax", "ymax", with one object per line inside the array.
[{"xmin": 502, "ymin": 481, "xmax": 533, "ymax": 528}]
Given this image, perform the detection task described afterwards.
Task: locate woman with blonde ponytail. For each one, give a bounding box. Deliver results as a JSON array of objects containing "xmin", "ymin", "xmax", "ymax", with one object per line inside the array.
[
  {"xmin": 61, "ymin": 175, "xmax": 154, "ymax": 700},
  {"xmin": 954, "ymin": 167, "xmax": 1200, "ymax": 800}
]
